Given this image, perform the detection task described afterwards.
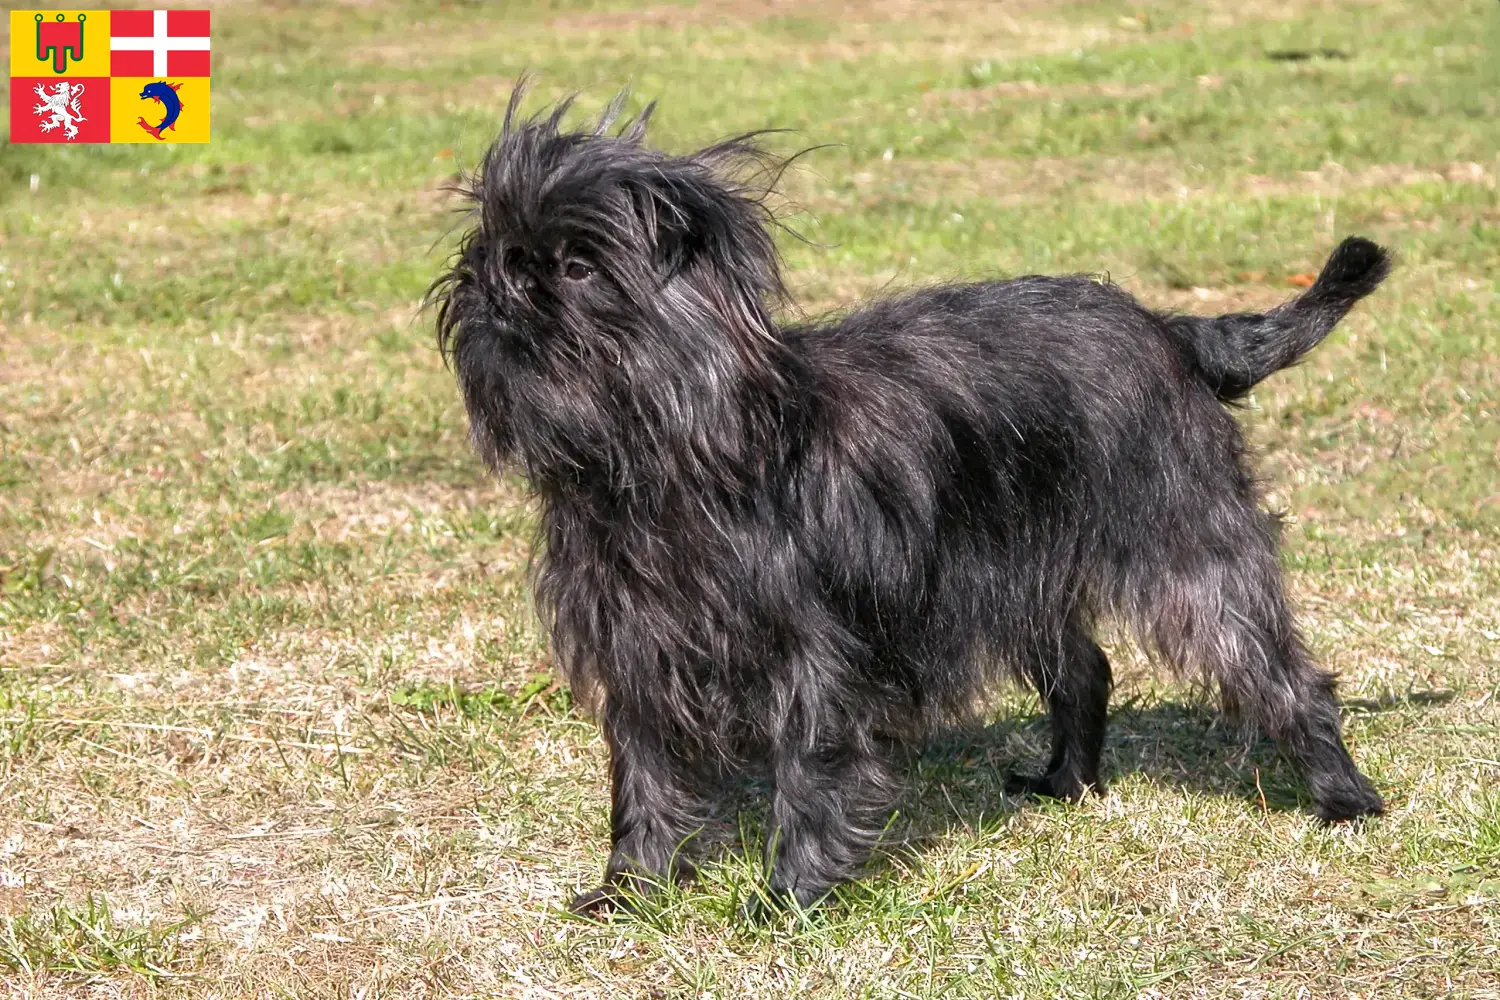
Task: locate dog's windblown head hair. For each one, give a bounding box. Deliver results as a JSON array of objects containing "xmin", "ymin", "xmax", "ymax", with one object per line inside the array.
[{"xmin": 431, "ymin": 83, "xmax": 800, "ymax": 479}]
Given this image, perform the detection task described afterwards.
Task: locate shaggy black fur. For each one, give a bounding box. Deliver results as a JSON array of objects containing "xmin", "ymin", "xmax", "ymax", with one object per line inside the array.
[{"xmin": 430, "ymin": 86, "xmax": 1389, "ymax": 916}]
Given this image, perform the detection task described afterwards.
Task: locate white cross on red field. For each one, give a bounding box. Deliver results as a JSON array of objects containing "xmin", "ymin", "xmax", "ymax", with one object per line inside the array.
[{"xmin": 110, "ymin": 9, "xmax": 211, "ymax": 78}]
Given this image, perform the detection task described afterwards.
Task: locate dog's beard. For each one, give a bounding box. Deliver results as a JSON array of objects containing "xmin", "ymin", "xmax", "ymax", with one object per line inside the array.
[{"xmin": 441, "ymin": 243, "xmax": 789, "ymax": 495}]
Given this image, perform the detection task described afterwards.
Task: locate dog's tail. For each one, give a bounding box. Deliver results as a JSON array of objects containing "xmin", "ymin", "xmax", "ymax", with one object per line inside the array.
[{"xmin": 1167, "ymin": 237, "xmax": 1390, "ymax": 402}]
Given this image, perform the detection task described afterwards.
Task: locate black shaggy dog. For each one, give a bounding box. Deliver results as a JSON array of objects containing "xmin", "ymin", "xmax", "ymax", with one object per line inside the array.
[{"xmin": 431, "ymin": 87, "xmax": 1388, "ymax": 916}]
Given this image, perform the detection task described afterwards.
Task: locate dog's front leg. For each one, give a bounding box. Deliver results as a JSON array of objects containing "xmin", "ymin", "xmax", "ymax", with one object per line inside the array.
[
  {"xmin": 759, "ymin": 698, "xmax": 895, "ymax": 913},
  {"xmin": 570, "ymin": 700, "xmax": 705, "ymax": 916}
]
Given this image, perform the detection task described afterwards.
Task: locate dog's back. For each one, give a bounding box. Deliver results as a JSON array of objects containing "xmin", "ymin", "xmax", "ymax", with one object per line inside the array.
[{"xmin": 781, "ymin": 241, "xmax": 1388, "ymax": 752}]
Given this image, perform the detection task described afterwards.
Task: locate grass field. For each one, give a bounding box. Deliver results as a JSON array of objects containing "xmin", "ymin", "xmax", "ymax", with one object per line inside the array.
[{"xmin": 3, "ymin": 0, "xmax": 1500, "ymax": 996}]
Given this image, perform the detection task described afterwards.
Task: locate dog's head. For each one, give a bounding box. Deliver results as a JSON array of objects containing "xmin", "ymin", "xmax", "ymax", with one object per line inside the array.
[{"xmin": 431, "ymin": 84, "xmax": 791, "ymax": 476}]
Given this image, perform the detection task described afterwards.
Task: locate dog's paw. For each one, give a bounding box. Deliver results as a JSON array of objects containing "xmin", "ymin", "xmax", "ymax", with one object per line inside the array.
[
  {"xmin": 1314, "ymin": 784, "xmax": 1384, "ymax": 824},
  {"xmin": 568, "ymin": 885, "xmax": 630, "ymax": 918},
  {"xmin": 739, "ymin": 883, "xmax": 831, "ymax": 924},
  {"xmin": 738, "ymin": 892, "xmax": 779, "ymax": 926},
  {"xmin": 1004, "ymin": 771, "xmax": 1097, "ymax": 803}
]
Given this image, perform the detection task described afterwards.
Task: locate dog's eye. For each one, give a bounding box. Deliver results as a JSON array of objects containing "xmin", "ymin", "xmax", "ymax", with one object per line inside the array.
[{"xmin": 564, "ymin": 260, "xmax": 594, "ymax": 281}]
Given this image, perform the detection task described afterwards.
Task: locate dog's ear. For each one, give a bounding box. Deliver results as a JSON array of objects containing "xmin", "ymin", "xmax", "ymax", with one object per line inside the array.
[{"xmin": 630, "ymin": 143, "xmax": 788, "ymax": 359}]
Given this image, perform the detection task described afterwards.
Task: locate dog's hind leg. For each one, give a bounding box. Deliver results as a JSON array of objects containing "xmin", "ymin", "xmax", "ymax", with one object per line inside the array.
[
  {"xmin": 1006, "ymin": 617, "xmax": 1113, "ymax": 802},
  {"xmin": 1252, "ymin": 643, "xmax": 1385, "ymax": 823},
  {"xmin": 1143, "ymin": 519, "xmax": 1383, "ymax": 823}
]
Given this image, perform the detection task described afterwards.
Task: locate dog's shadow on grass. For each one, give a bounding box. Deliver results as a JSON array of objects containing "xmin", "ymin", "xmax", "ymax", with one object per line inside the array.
[
  {"xmin": 893, "ymin": 688, "xmax": 1450, "ymax": 849},
  {"xmin": 684, "ymin": 689, "xmax": 1445, "ymax": 911}
]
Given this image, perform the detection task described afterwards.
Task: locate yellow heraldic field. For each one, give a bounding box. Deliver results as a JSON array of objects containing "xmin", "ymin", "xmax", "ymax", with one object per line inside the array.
[
  {"xmin": 9, "ymin": 9, "xmax": 110, "ymax": 77},
  {"xmin": 110, "ymin": 75, "xmax": 210, "ymax": 143}
]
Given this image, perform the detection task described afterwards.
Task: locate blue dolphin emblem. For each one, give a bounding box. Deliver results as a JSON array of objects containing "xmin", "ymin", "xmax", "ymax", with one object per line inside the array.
[{"xmin": 137, "ymin": 81, "xmax": 183, "ymax": 140}]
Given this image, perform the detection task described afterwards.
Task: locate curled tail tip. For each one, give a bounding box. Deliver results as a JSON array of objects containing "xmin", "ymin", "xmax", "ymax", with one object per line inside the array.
[
  {"xmin": 1180, "ymin": 237, "xmax": 1391, "ymax": 402},
  {"xmin": 1312, "ymin": 236, "xmax": 1391, "ymax": 301}
]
